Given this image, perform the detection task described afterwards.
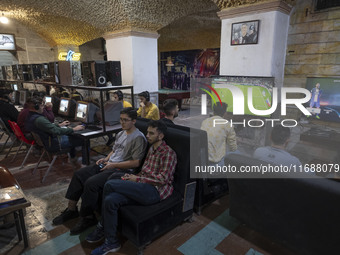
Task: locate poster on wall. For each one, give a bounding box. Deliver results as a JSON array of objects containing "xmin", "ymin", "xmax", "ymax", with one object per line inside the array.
[
  {"xmin": 160, "ymin": 48, "xmax": 220, "ymax": 91},
  {"xmin": 0, "ymin": 33, "xmax": 16, "ymax": 51},
  {"xmin": 231, "ymin": 20, "xmax": 259, "ymax": 45}
]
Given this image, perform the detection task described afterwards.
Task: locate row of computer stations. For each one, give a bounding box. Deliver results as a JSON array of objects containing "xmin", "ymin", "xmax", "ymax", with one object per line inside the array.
[{"xmin": 57, "ymin": 98, "xmax": 122, "ymax": 125}]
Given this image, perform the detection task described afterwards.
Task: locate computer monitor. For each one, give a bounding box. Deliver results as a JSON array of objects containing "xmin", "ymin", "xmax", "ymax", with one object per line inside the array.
[
  {"xmin": 12, "ymin": 84, "xmax": 18, "ymax": 91},
  {"xmin": 75, "ymin": 101, "xmax": 99, "ymax": 124},
  {"xmin": 45, "ymin": 96, "xmax": 52, "ymax": 103},
  {"xmin": 58, "ymin": 97, "xmax": 76, "ymax": 117},
  {"xmin": 19, "ymin": 90, "xmax": 28, "ymax": 105},
  {"xmin": 96, "ymin": 101, "xmax": 123, "ymax": 125}
]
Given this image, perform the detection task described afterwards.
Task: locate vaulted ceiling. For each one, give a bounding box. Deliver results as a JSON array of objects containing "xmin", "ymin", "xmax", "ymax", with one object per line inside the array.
[{"xmin": 0, "ymin": 0, "xmax": 294, "ymax": 46}]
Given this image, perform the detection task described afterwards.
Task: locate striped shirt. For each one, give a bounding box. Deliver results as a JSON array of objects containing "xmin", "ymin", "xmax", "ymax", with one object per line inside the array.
[{"xmin": 136, "ymin": 140, "xmax": 177, "ymax": 200}]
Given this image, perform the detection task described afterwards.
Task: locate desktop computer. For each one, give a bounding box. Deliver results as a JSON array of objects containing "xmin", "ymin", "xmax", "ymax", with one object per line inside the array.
[
  {"xmin": 96, "ymin": 101, "xmax": 123, "ymax": 125},
  {"xmin": 58, "ymin": 97, "xmax": 76, "ymax": 118},
  {"xmin": 19, "ymin": 90, "xmax": 29, "ymax": 105},
  {"xmin": 75, "ymin": 101, "xmax": 99, "ymax": 124}
]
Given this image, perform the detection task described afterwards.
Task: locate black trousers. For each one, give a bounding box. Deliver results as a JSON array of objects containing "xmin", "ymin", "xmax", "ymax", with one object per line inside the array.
[{"xmin": 65, "ymin": 164, "xmax": 131, "ymax": 217}]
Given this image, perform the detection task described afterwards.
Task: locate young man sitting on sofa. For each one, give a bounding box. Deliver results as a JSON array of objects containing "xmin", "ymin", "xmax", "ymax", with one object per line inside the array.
[
  {"xmin": 52, "ymin": 107, "xmax": 147, "ymax": 235},
  {"xmin": 86, "ymin": 120, "xmax": 177, "ymax": 255},
  {"xmin": 253, "ymin": 125, "xmax": 302, "ymax": 166}
]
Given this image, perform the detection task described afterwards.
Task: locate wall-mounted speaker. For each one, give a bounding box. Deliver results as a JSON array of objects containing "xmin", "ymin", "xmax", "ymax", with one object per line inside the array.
[{"xmin": 91, "ymin": 61, "xmax": 107, "ymax": 87}]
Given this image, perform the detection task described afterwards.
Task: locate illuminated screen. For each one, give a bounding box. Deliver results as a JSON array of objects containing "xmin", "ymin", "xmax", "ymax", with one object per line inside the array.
[
  {"xmin": 211, "ymin": 76, "xmax": 274, "ymax": 117},
  {"xmin": 13, "ymin": 84, "xmax": 18, "ymax": 91},
  {"xmin": 59, "ymin": 98, "xmax": 69, "ymax": 113},
  {"xmin": 45, "ymin": 96, "xmax": 52, "ymax": 103},
  {"xmin": 76, "ymin": 102, "xmax": 88, "ymax": 120},
  {"xmin": 305, "ymin": 77, "xmax": 340, "ymax": 123}
]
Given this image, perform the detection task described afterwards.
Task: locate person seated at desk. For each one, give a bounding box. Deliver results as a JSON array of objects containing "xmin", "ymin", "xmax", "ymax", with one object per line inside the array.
[
  {"xmin": 113, "ymin": 90, "xmax": 132, "ymax": 108},
  {"xmin": 253, "ymin": 125, "xmax": 302, "ymax": 166},
  {"xmin": 137, "ymin": 91, "xmax": 159, "ymax": 120},
  {"xmin": 162, "ymin": 99, "xmax": 179, "ymax": 125},
  {"xmin": 87, "ymin": 120, "xmax": 177, "ymax": 254},
  {"xmin": 0, "ymin": 89, "xmax": 19, "ymax": 132},
  {"xmin": 52, "ymin": 107, "xmax": 147, "ymax": 235},
  {"xmin": 24, "ymin": 96, "xmax": 86, "ymax": 164},
  {"xmin": 17, "ymin": 96, "xmax": 55, "ymax": 139},
  {"xmin": 201, "ymin": 102, "xmax": 237, "ymax": 166}
]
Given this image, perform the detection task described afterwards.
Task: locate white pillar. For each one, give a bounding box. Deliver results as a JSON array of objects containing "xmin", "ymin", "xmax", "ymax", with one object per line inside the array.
[
  {"xmin": 218, "ymin": 1, "xmax": 292, "ymax": 88},
  {"xmin": 104, "ymin": 31, "xmax": 159, "ymax": 94}
]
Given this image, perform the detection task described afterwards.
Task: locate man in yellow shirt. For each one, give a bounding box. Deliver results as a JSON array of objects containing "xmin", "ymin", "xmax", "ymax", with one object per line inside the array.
[
  {"xmin": 113, "ymin": 90, "xmax": 132, "ymax": 108},
  {"xmin": 137, "ymin": 91, "xmax": 159, "ymax": 120}
]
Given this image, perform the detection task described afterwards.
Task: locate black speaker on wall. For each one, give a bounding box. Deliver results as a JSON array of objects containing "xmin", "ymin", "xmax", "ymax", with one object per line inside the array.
[
  {"xmin": 92, "ymin": 61, "xmax": 107, "ymax": 87},
  {"xmin": 105, "ymin": 61, "xmax": 122, "ymax": 86},
  {"xmin": 82, "ymin": 61, "xmax": 95, "ymax": 86}
]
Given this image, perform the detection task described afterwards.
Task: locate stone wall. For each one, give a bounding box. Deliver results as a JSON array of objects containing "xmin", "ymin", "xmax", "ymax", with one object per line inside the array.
[
  {"xmin": 0, "ymin": 20, "xmax": 54, "ymax": 65},
  {"xmin": 284, "ymin": 0, "xmax": 340, "ymax": 88}
]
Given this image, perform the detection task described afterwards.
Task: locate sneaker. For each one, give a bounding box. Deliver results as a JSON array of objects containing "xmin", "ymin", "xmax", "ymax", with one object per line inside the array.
[
  {"xmin": 70, "ymin": 216, "xmax": 97, "ymax": 235},
  {"xmin": 91, "ymin": 240, "xmax": 121, "ymax": 255},
  {"xmin": 86, "ymin": 224, "xmax": 105, "ymax": 243},
  {"xmin": 52, "ymin": 207, "xmax": 79, "ymax": 225}
]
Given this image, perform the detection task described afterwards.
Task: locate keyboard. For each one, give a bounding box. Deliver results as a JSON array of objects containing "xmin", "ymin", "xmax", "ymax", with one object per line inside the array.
[{"xmin": 85, "ymin": 125, "xmax": 102, "ymax": 131}]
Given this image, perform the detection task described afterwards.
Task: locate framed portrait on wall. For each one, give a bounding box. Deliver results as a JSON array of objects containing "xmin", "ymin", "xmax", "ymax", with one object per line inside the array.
[
  {"xmin": 0, "ymin": 33, "xmax": 16, "ymax": 51},
  {"xmin": 231, "ymin": 20, "xmax": 259, "ymax": 45}
]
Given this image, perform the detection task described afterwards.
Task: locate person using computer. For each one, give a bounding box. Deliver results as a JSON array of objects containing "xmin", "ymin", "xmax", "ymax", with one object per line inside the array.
[
  {"xmin": 137, "ymin": 91, "xmax": 160, "ymax": 120},
  {"xmin": 0, "ymin": 89, "xmax": 19, "ymax": 132},
  {"xmin": 87, "ymin": 120, "xmax": 177, "ymax": 254},
  {"xmin": 162, "ymin": 99, "xmax": 179, "ymax": 125},
  {"xmin": 52, "ymin": 107, "xmax": 147, "ymax": 235},
  {"xmin": 253, "ymin": 125, "xmax": 302, "ymax": 166},
  {"xmin": 24, "ymin": 96, "xmax": 86, "ymax": 164},
  {"xmin": 113, "ymin": 90, "xmax": 132, "ymax": 108},
  {"xmin": 201, "ymin": 102, "xmax": 237, "ymax": 166}
]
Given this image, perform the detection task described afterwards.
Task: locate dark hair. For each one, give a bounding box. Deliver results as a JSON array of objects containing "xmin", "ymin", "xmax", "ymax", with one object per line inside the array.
[
  {"xmin": 163, "ymin": 99, "xmax": 178, "ymax": 116},
  {"xmin": 213, "ymin": 102, "xmax": 228, "ymax": 117},
  {"xmin": 120, "ymin": 107, "xmax": 137, "ymax": 120},
  {"xmin": 271, "ymin": 125, "xmax": 290, "ymax": 145},
  {"xmin": 29, "ymin": 96, "xmax": 44, "ymax": 110},
  {"xmin": 148, "ymin": 120, "xmax": 167, "ymax": 135},
  {"xmin": 0, "ymin": 89, "xmax": 13, "ymax": 98},
  {"xmin": 138, "ymin": 91, "xmax": 150, "ymax": 101},
  {"xmin": 32, "ymin": 91, "xmax": 46, "ymax": 98},
  {"xmin": 113, "ymin": 90, "xmax": 123, "ymax": 101}
]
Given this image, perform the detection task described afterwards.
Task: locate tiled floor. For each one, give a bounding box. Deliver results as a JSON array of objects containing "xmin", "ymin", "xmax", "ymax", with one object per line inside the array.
[{"xmin": 0, "ymin": 105, "xmax": 299, "ymax": 255}]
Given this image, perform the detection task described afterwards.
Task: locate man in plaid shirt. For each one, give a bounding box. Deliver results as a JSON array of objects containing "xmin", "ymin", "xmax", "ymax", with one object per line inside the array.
[{"xmin": 87, "ymin": 120, "xmax": 177, "ymax": 255}]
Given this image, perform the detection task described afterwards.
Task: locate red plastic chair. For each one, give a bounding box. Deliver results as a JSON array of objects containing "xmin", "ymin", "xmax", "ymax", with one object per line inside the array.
[{"xmin": 7, "ymin": 121, "xmax": 35, "ymax": 169}]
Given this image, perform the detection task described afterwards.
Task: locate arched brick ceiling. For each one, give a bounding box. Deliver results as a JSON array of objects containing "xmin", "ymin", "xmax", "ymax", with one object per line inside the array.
[{"xmin": 0, "ymin": 0, "xmax": 294, "ymax": 46}]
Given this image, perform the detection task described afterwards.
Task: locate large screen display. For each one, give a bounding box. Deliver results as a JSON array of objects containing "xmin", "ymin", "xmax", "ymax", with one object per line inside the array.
[
  {"xmin": 211, "ymin": 76, "xmax": 274, "ymax": 117},
  {"xmin": 306, "ymin": 77, "xmax": 340, "ymax": 123}
]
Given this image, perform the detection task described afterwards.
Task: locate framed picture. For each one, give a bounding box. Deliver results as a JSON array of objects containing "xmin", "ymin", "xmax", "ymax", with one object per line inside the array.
[
  {"xmin": 231, "ymin": 20, "xmax": 259, "ymax": 45},
  {"xmin": 0, "ymin": 33, "xmax": 16, "ymax": 51}
]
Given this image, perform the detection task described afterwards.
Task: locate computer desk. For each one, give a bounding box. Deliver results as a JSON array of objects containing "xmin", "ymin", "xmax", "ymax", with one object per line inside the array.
[{"xmin": 73, "ymin": 123, "xmax": 122, "ymax": 165}]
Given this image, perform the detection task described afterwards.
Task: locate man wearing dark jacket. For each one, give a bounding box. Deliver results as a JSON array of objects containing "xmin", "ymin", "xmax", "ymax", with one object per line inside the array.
[
  {"xmin": 0, "ymin": 89, "xmax": 19, "ymax": 132},
  {"xmin": 24, "ymin": 96, "xmax": 86, "ymax": 165}
]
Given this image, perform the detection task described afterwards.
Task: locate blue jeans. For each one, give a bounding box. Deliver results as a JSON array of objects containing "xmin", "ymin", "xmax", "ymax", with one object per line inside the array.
[
  {"xmin": 102, "ymin": 179, "xmax": 160, "ymax": 243},
  {"xmin": 59, "ymin": 135, "xmax": 88, "ymax": 164}
]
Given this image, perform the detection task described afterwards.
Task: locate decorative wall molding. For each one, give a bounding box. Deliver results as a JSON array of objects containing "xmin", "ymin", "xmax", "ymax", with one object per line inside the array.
[
  {"xmin": 217, "ymin": 0, "xmax": 292, "ymax": 19},
  {"xmin": 104, "ymin": 30, "xmax": 160, "ymax": 40}
]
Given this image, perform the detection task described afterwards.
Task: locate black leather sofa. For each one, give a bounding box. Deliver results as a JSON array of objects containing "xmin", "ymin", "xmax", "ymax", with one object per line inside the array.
[
  {"xmin": 225, "ymin": 153, "xmax": 340, "ymax": 255},
  {"xmin": 118, "ymin": 119, "xmax": 196, "ymax": 254}
]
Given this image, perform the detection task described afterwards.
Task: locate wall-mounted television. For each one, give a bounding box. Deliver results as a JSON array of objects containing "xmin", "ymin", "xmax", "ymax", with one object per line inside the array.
[
  {"xmin": 0, "ymin": 33, "xmax": 16, "ymax": 51},
  {"xmin": 305, "ymin": 77, "xmax": 340, "ymax": 123},
  {"xmin": 211, "ymin": 76, "xmax": 274, "ymax": 117}
]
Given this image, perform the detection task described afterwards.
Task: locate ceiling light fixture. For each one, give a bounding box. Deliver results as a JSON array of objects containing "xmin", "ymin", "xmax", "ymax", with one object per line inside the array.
[{"xmin": 0, "ymin": 13, "xmax": 9, "ymax": 24}]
